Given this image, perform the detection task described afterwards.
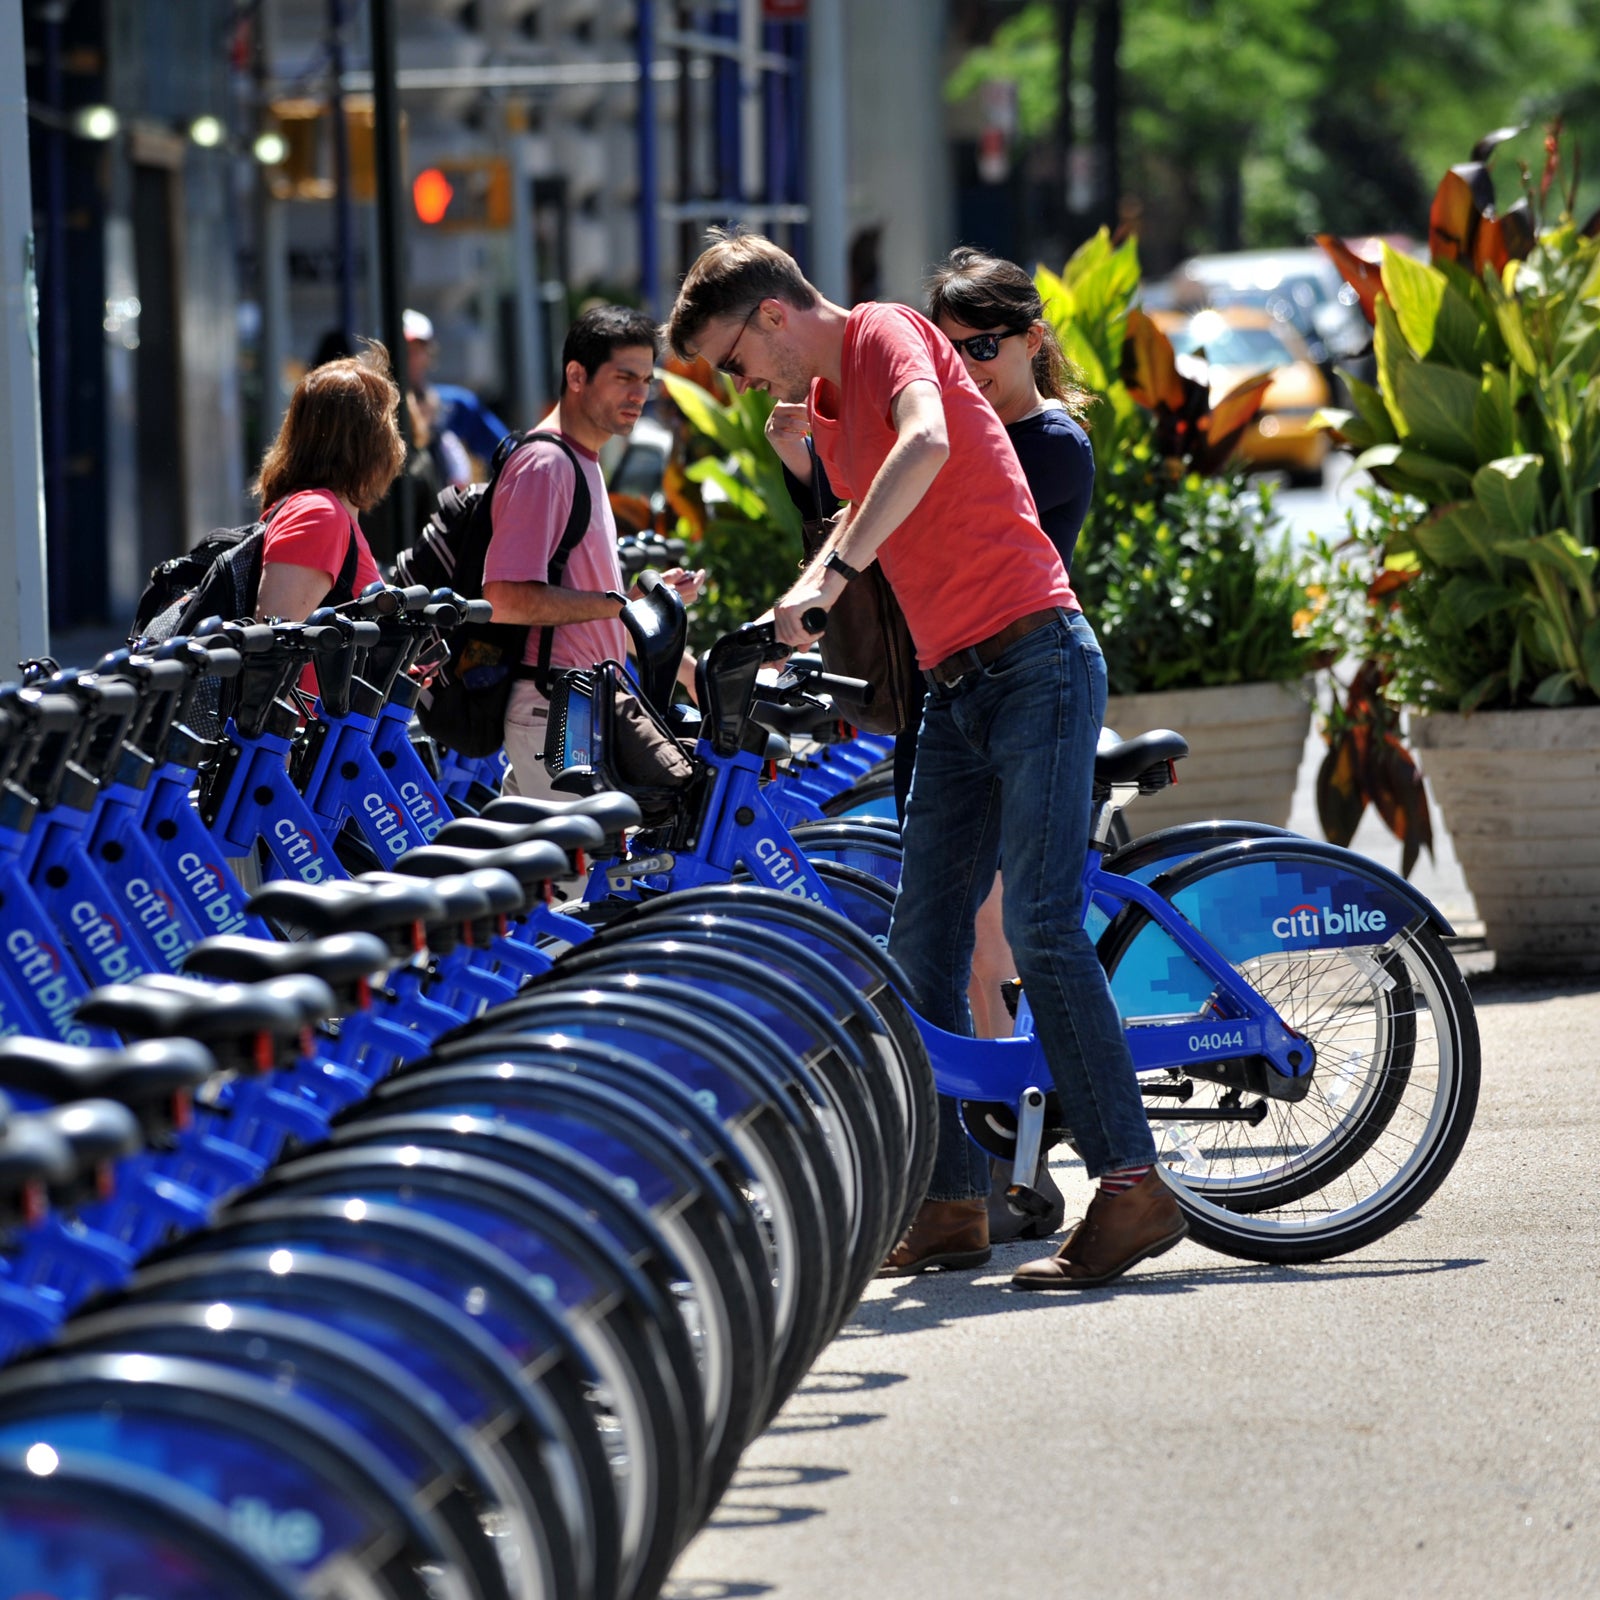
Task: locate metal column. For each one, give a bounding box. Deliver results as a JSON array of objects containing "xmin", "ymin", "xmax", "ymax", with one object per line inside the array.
[
  {"xmin": 0, "ymin": 0, "xmax": 50, "ymax": 661},
  {"xmin": 805, "ymin": 0, "xmax": 847, "ymax": 303},
  {"xmin": 637, "ymin": 0, "xmax": 660, "ymax": 316}
]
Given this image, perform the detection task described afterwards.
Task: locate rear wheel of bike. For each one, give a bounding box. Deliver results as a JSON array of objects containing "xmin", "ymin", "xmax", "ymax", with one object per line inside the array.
[{"xmin": 1102, "ymin": 912, "xmax": 1480, "ymax": 1264}]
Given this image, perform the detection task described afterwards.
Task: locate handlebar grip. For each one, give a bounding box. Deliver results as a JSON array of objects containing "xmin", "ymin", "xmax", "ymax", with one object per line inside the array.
[
  {"xmin": 198, "ymin": 648, "xmax": 242, "ymax": 680},
  {"xmin": 141, "ymin": 660, "xmax": 191, "ymax": 693},
  {"xmin": 800, "ymin": 607, "xmax": 829, "ymax": 636},
  {"xmin": 28, "ymin": 692, "xmax": 84, "ymax": 733},
  {"xmin": 815, "ymin": 671, "xmax": 874, "ymax": 702},
  {"xmin": 400, "ymin": 585, "xmax": 433, "ymax": 613},
  {"xmin": 235, "ymin": 624, "xmax": 278, "ymax": 655},
  {"xmin": 462, "ymin": 599, "xmax": 494, "ymax": 625}
]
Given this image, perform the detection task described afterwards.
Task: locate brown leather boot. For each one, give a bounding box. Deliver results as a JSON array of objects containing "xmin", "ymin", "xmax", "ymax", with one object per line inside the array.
[
  {"xmin": 1011, "ymin": 1169, "xmax": 1186, "ymax": 1289},
  {"xmin": 878, "ymin": 1198, "xmax": 991, "ymax": 1277}
]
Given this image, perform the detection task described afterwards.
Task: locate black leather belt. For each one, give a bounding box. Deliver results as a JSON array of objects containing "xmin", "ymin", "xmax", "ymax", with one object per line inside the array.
[{"xmin": 925, "ymin": 607, "xmax": 1065, "ymax": 688}]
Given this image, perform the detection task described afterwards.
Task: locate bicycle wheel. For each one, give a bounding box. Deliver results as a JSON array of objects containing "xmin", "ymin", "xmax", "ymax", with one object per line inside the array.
[
  {"xmin": 435, "ymin": 1002, "xmax": 841, "ymax": 1413},
  {"xmin": 620, "ymin": 882, "xmax": 938, "ymax": 1237},
  {"xmin": 1100, "ymin": 860, "xmax": 1480, "ymax": 1264}
]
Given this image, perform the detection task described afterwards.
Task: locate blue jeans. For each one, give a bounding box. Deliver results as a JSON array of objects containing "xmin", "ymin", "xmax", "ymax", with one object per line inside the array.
[{"xmin": 887, "ymin": 610, "xmax": 1157, "ymax": 1202}]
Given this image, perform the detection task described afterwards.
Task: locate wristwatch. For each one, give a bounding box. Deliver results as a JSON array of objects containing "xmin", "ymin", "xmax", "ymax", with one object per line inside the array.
[{"xmin": 823, "ymin": 550, "xmax": 863, "ymax": 583}]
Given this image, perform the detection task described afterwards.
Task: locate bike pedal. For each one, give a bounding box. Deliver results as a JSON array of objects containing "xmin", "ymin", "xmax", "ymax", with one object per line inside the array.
[
  {"xmin": 1006, "ymin": 1183, "xmax": 1054, "ymax": 1220},
  {"xmin": 1000, "ymin": 979, "xmax": 1023, "ymax": 1021}
]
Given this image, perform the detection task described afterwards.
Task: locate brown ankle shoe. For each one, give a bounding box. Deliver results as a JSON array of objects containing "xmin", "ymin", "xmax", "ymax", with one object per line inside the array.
[
  {"xmin": 1011, "ymin": 1169, "xmax": 1186, "ymax": 1290},
  {"xmin": 878, "ymin": 1198, "xmax": 991, "ymax": 1277}
]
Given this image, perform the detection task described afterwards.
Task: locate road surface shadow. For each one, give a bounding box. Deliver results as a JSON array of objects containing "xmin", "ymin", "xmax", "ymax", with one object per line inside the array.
[
  {"xmin": 661, "ymin": 1582, "xmax": 776, "ymax": 1599},
  {"xmin": 846, "ymin": 1253, "xmax": 1487, "ymax": 1336}
]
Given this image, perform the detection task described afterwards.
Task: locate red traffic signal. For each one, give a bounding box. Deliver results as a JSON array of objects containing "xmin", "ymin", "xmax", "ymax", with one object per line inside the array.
[{"xmin": 413, "ymin": 167, "xmax": 455, "ymax": 225}]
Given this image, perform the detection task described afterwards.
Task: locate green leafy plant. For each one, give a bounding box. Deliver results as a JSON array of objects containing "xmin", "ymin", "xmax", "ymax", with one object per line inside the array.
[
  {"xmin": 1075, "ymin": 434, "xmax": 1316, "ymax": 695},
  {"xmin": 658, "ymin": 369, "xmax": 804, "ymax": 651},
  {"xmin": 1039, "ymin": 229, "xmax": 1315, "ymax": 695},
  {"xmin": 1317, "ymin": 127, "xmax": 1600, "ymax": 712}
]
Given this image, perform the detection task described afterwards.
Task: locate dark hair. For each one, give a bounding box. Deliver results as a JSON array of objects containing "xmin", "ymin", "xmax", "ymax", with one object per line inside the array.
[
  {"xmin": 562, "ymin": 305, "xmax": 660, "ymax": 390},
  {"xmin": 924, "ymin": 246, "xmax": 1092, "ymax": 420},
  {"xmin": 666, "ymin": 229, "xmax": 819, "ymax": 360},
  {"xmin": 254, "ymin": 341, "xmax": 406, "ymax": 512}
]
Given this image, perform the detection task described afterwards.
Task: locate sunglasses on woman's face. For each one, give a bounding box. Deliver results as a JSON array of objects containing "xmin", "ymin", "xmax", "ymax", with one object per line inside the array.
[{"xmin": 948, "ymin": 328, "xmax": 1025, "ymax": 362}]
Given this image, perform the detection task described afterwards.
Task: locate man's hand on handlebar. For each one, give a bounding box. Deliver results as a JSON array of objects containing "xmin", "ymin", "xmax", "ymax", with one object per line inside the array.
[
  {"xmin": 634, "ymin": 565, "xmax": 708, "ymax": 606},
  {"xmin": 773, "ymin": 569, "xmax": 841, "ymax": 649}
]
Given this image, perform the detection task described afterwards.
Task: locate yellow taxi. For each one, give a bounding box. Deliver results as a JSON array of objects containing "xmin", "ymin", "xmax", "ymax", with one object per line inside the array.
[{"xmin": 1150, "ymin": 305, "xmax": 1332, "ymax": 483}]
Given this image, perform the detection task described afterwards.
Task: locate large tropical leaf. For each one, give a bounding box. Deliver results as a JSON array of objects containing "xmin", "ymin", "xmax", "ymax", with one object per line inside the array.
[
  {"xmin": 1120, "ymin": 309, "xmax": 1186, "ymax": 410},
  {"xmin": 1315, "ymin": 233, "xmax": 1383, "ymax": 324},
  {"xmin": 1428, "ymin": 164, "xmax": 1494, "ymax": 265},
  {"xmin": 1343, "ymin": 373, "xmax": 1398, "ymax": 445},
  {"xmin": 1373, "ymin": 299, "xmax": 1418, "ymax": 434},
  {"xmin": 1353, "ymin": 442, "xmax": 1474, "ymax": 500},
  {"xmin": 1381, "ymin": 246, "xmax": 1449, "ymax": 361},
  {"xmin": 662, "ymin": 372, "xmax": 745, "ymax": 455},
  {"xmin": 1390, "ymin": 360, "xmax": 1482, "ymax": 467},
  {"xmin": 1411, "ymin": 501, "xmax": 1501, "ymax": 572},
  {"xmin": 1316, "ymin": 730, "xmax": 1367, "ymax": 846},
  {"xmin": 1472, "ymin": 454, "xmax": 1543, "ymax": 535},
  {"xmin": 1472, "ymin": 369, "xmax": 1516, "ymax": 462},
  {"xmin": 1474, "ymin": 198, "xmax": 1536, "ymax": 277},
  {"xmin": 1197, "ymin": 373, "xmax": 1274, "ymax": 472}
]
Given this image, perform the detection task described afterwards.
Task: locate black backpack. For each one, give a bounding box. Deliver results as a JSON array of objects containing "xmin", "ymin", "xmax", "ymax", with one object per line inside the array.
[
  {"xmin": 132, "ymin": 501, "xmax": 360, "ymax": 737},
  {"xmin": 397, "ymin": 429, "xmax": 591, "ymax": 759}
]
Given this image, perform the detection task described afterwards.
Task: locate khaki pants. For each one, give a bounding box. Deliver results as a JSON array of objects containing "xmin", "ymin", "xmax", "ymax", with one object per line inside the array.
[{"xmin": 502, "ymin": 678, "xmax": 566, "ymax": 800}]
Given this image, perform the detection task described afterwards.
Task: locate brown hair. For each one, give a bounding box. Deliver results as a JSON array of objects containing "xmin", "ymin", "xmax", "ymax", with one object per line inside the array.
[
  {"xmin": 666, "ymin": 229, "xmax": 819, "ymax": 360},
  {"xmin": 254, "ymin": 342, "xmax": 406, "ymax": 511},
  {"xmin": 924, "ymin": 247, "xmax": 1092, "ymax": 421}
]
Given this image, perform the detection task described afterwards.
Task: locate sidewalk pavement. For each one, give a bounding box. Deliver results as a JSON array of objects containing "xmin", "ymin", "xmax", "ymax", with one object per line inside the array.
[{"xmin": 667, "ymin": 971, "xmax": 1600, "ymax": 1600}]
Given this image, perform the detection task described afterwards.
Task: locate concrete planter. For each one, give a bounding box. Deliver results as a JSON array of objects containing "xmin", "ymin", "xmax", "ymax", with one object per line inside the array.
[
  {"xmin": 1408, "ymin": 706, "xmax": 1600, "ymax": 975},
  {"xmin": 1104, "ymin": 678, "xmax": 1312, "ymax": 834}
]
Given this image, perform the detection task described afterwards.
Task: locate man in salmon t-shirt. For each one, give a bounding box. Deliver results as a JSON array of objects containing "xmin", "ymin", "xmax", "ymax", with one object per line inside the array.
[
  {"xmin": 482, "ymin": 306, "xmax": 705, "ymax": 797},
  {"xmin": 668, "ymin": 234, "xmax": 1186, "ymax": 1291}
]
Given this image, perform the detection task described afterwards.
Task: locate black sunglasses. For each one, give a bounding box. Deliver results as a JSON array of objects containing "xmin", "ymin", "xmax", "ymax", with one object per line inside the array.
[
  {"xmin": 714, "ymin": 301, "xmax": 765, "ymax": 378},
  {"xmin": 948, "ymin": 328, "xmax": 1026, "ymax": 362}
]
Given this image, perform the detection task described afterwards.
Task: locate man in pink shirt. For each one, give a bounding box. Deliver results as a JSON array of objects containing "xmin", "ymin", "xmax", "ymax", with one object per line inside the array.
[
  {"xmin": 668, "ymin": 235, "xmax": 1186, "ymax": 1291},
  {"xmin": 483, "ymin": 306, "xmax": 703, "ymax": 796}
]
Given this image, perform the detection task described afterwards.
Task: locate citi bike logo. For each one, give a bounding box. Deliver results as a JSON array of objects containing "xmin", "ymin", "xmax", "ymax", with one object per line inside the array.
[
  {"xmin": 124, "ymin": 876, "xmax": 190, "ymax": 968},
  {"xmin": 1272, "ymin": 900, "xmax": 1389, "ymax": 940},
  {"xmin": 273, "ymin": 819, "xmax": 331, "ymax": 883},
  {"xmin": 753, "ymin": 836, "xmax": 824, "ymax": 903},
  {"xmin": 362, "ymin": 791, "xmax": 415, "ymax": 855},
  {"xmin": 69, "ymin": 900, "xmax": 144, "ymax": 982},
  {"xmin": 5, "ymin": 929, "xmax": 92, "ymax": 1045},
  {"xmin": 176, "ymin": 852, "xmax": 250, "ymax": 934},
  {"xmin": 399, "ymin": 780, "xmax": 446, "ymax": 841}
]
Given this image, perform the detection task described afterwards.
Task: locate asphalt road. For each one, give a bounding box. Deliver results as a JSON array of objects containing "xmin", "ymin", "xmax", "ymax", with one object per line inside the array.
[{"xmin": 667, "ymin": 971, "xmax": 1599, "ymax": 1600}]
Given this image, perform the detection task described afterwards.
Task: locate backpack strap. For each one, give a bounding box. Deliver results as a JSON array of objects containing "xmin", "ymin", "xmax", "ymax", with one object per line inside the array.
[
  {"xmin": 325, "ymin": 521, "xmax": 362, "ymax": 608},
  {"xmin": 487, "ymin": 429, "xmax": 593, "ymax": 694}
]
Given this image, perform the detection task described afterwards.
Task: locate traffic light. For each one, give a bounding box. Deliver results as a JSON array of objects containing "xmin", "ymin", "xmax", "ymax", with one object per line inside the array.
[
  {"xmin": 410, "ymin": 159, "xmax": 512, "ymax": 231},
  {"xmin": 266, "ymin": 97, "xmax": 386, "ymax": 202}
]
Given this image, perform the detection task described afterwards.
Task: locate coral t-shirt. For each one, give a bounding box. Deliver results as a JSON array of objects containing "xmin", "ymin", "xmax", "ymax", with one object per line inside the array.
[
  {"xmin": 261, "ymin": 488, "xmax": 382, "ymax": 697},
  {"xmin": 807, "ymin": 302, "xmax": 1077, "ymax": 668},
  {"xmin": 261, "ymin": 489, "xmax": 382, "ymax": 597},
  {"xmin": 484, "ymin": 433, "xmax": 627, "ymax": 672}
]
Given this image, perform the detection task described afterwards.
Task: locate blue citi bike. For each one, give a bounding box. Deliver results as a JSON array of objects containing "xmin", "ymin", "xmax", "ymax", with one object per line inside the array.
[{"xmin": 543, "ymin": 582, "xmax": 1481, "ymax": 1267}]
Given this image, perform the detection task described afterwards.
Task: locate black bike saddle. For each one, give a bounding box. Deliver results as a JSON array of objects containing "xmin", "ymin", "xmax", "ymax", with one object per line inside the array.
[
  {"xmin": 481, "ymin": 791, "xmax": 642, "ymax": 840},
  {"xmin": 1093, "ymin": 727, "xmax": 1190, "ymax": 786},
  {"xmin": 76, "ymin": 975, "xmax": 335, "ymax": 1072},
  {"xmin": 394, "ymin": 839, "xmax": 570, "ymax": 896},
  {"xmin": 249, "ymin": 874, "xmax": 443, "ymax": 954},
  {"xmin": 0, "ymin": 1114, "xmax": 73, "ymax": 1225},
  {"xmin": 20, "ymin": 1100, "xmax": 142, "ymax": 1210},
  {"xmin": 0, "ymin": 1038, "xmax": 217, "ymax": 1144},
  {"xmin": 436, "ymin": 813, "xmax": 605, "ymax": 859},
  {"xmin": 181, "ymin": 932, "xmax": 391, "ymax": 1008}
]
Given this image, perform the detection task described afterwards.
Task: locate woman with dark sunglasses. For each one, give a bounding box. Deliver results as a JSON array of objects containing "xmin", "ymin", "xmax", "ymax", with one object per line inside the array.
[{"xmin": 924, "ymin": 246, "xmax": 1095, "ymax": 574}]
